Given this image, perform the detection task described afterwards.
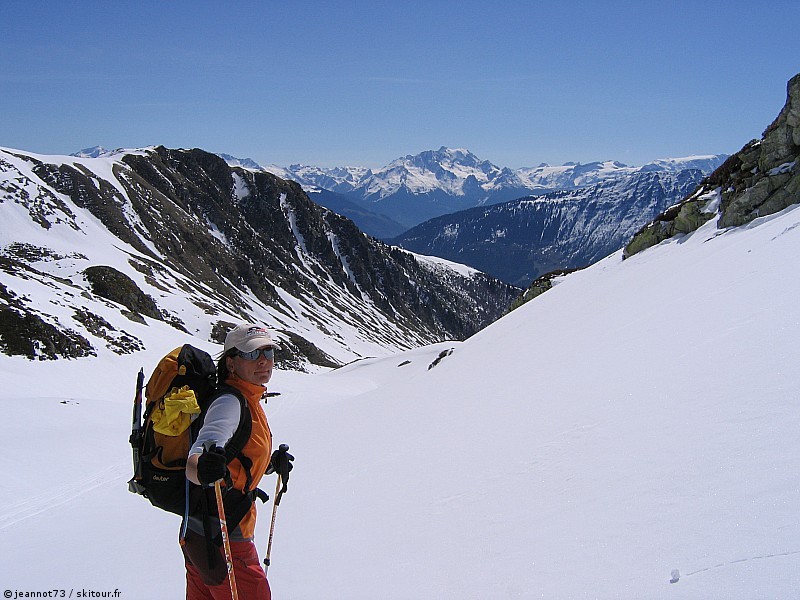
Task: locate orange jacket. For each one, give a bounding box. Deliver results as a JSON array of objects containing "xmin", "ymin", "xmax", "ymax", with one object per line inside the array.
[{"xmin": 225, "ymin": 374, "xmax": 272, "ymax": 539}]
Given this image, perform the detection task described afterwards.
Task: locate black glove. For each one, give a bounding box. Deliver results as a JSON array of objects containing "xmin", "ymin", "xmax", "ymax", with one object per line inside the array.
[
  {"xmin": 197, "ymin": 445, "xmax": 228, "ymax": 486},
  {"xmin": 267, "ymin": 444, "xmax": 294, "ymax": 491}
]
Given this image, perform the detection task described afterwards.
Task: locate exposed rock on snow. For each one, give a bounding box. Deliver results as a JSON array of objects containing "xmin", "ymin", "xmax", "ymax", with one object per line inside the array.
[{"xmin": 626, "ymin": 72, "xmax": 800, "ymax": 257}]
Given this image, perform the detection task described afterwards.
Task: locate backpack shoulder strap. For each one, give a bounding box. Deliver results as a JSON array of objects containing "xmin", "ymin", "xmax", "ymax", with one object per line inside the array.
[{"xmin": 193, "ymin": 384, "xmax": 255, "ymax": 491}]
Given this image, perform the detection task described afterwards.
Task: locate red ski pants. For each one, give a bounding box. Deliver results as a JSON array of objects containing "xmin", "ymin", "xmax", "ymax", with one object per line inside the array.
[{"xmin": 185, "ymin": 539, "xmax": 272, "ymax": 600}]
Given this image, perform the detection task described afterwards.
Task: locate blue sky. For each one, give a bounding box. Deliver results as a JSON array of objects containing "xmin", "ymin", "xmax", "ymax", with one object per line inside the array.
[{"xmin": 1, "ymin": 1, "xmax": 798, "ymax": 169}]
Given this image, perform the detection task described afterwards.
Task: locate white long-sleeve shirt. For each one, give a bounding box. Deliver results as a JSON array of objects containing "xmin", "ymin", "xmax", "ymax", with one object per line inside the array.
[{"xmin": 188, "ymin": 393, "xmax": 241, "ymax": 456}]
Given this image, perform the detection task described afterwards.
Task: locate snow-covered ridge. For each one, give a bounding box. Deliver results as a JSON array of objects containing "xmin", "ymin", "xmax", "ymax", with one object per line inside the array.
[
  {"xmin": 515, "ymin": 155, "xmax": 725, "ymax": 189},
  {"xmin": 403, "ymin": 249, "xmax": 480, "ymax": 278},
  {"xmin": 70, "ymin": 145, "xmax": 156, "ymax": 159}
]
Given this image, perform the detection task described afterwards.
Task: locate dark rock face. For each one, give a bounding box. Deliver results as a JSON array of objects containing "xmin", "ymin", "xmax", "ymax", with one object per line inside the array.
[
  {"xmin": 83, "ymin": 266, "xmax": 161, "ymax": 320},
  {"xmin": 0, "ymin": 283, "xmax": 95, "ymax": 360},
  {"xmin": 717, "ymin": 73, "xmax": 800, "ymax": 228},
  {"xmin": 115, "ymin": 147, "xmax": 520, "ymax": 343},
  {"xmin": 625, "ymin": 73, "xmax": 800, "ymax": 258}
]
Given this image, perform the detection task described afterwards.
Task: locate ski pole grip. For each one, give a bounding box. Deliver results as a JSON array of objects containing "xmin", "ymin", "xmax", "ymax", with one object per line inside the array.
[{"xmin": 279, "ymin": 444, "xmax": 289, "ymax": 452}]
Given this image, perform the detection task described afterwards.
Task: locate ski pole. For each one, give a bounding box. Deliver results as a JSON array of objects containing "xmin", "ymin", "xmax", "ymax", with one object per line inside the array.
[
  {"xmin": 264, "ymin": 472, "xmax": 283, "ymax": 573},
  {"xmin": 214, "ymin": 478, "xmax": 239, "ymax": 600},
  {"xmin": 127, "ymin": 368, "xmax": 145, "ymax": 494},
  {"xmin": 264, "ymin": 444, "xmax": 290, "ymax": 572}
]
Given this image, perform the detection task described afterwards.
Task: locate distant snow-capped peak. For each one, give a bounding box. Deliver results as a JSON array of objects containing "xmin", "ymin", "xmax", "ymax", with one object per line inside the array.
[
  {"xmin": 263, "ymin": 164, "xmax": 373, "ymax": 195},
  {"xmin": 71, "ymin": 146, "xmax": 123, "ymax": 158},
  {"xmin": 637, "ymin": 154, "xmax": 727, "ymax": 173},
  {"xmin": 217, "ymin": 153, "xmax": 264, "ymax": 170},
  {"xmin": 267, "ymin": 148, "xmax": 727, "ymax": 201},
  {"xmin": 391, "ymin": 147, "xmax": 490, "ymax": 173},
  {"xmin": 360, "ymin": 146, "xmax": 523, "ymax": 199}
]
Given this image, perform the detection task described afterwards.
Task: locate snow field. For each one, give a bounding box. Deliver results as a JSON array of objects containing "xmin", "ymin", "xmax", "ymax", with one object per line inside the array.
[{"xmin": 1, "ymin": 205, "xmax": 799, "ymax": 598}]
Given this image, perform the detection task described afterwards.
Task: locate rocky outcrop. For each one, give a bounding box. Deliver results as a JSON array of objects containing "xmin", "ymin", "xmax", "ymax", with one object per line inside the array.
[
  {"xmin": 83, "ymin": 265, "xmax": 161, "ymax": 321},
  {"xmin": 622, "ymin": 188, "xmax": 718, "ymax": 258},
  {"xmin": 625, "ymin": 73, "xmax": 800, "ymax": 258},
  {"xmin": 0, "ymin": 282, "xmax": 96, "ymax": 360},
  {"xmin": 507, "ymin": 268, "xmax": 582, "ymax": 312},
  {"xmin": 718, "ymin": 74, "xmax": 800, "ymax": 227}
]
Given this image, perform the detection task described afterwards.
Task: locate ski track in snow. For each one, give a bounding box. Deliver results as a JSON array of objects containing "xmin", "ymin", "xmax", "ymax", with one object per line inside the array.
[
  {"xmin": 0, "ymin": 461, "xmax": 129, "ymax": 531},
  {"xmin": 675, "ymin": 548, "xmax": 800, "ymax": 582}
]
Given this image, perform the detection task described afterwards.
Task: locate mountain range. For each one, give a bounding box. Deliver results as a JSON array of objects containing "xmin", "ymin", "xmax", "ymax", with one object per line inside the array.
[
  {"xmin": 0, "ymin": 146, "xmax": 519, "ymax": 369},
  {"xmin": 262, "ymin": 148, "xmax": 726, "ymax": 232},
  {"xmin": 390, "ymin": 168, "xmax": 707, "ymax": 286},
  {"xmin": 219, "ymin": 149, "xmax": 725, "ymax": 285}
]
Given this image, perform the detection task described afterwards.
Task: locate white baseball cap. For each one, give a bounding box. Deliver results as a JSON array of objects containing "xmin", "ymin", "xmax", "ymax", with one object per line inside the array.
[{"xmin": 224, "ymin": 324, "xmax": 282, "ymax": 352}]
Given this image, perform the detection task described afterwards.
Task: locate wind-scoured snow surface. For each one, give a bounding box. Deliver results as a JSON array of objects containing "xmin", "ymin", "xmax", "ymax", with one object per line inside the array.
[{"xmin": 2, "ymin": 204, "xmax": 799, "ymax": 598}]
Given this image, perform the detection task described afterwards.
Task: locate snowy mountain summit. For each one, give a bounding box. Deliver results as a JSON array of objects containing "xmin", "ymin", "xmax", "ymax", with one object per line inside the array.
[
  {"xmin": 362, "ymin": 146, "xmax": 517, "ymax": 198},
  {"xmin": 71, "ymin": 145, "xmax": 124, "ymax": 158}
]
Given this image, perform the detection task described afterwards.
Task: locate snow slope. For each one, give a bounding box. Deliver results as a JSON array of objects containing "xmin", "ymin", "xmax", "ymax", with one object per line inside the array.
[{"xmin": 1, "ymin": 203, "xmax": 799, "ymax": 598}]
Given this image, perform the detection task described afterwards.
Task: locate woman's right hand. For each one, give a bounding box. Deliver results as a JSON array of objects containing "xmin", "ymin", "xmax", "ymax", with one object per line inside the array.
[{"xmin": 196, "ymin": 445, "xmax": 228, "ymax": 485}]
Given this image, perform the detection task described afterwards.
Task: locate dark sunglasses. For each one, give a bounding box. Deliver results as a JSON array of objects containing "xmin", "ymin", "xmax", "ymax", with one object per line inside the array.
[{"xmin": 236, "ymin": 348, "xmax": 275, "ymax": 361}]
